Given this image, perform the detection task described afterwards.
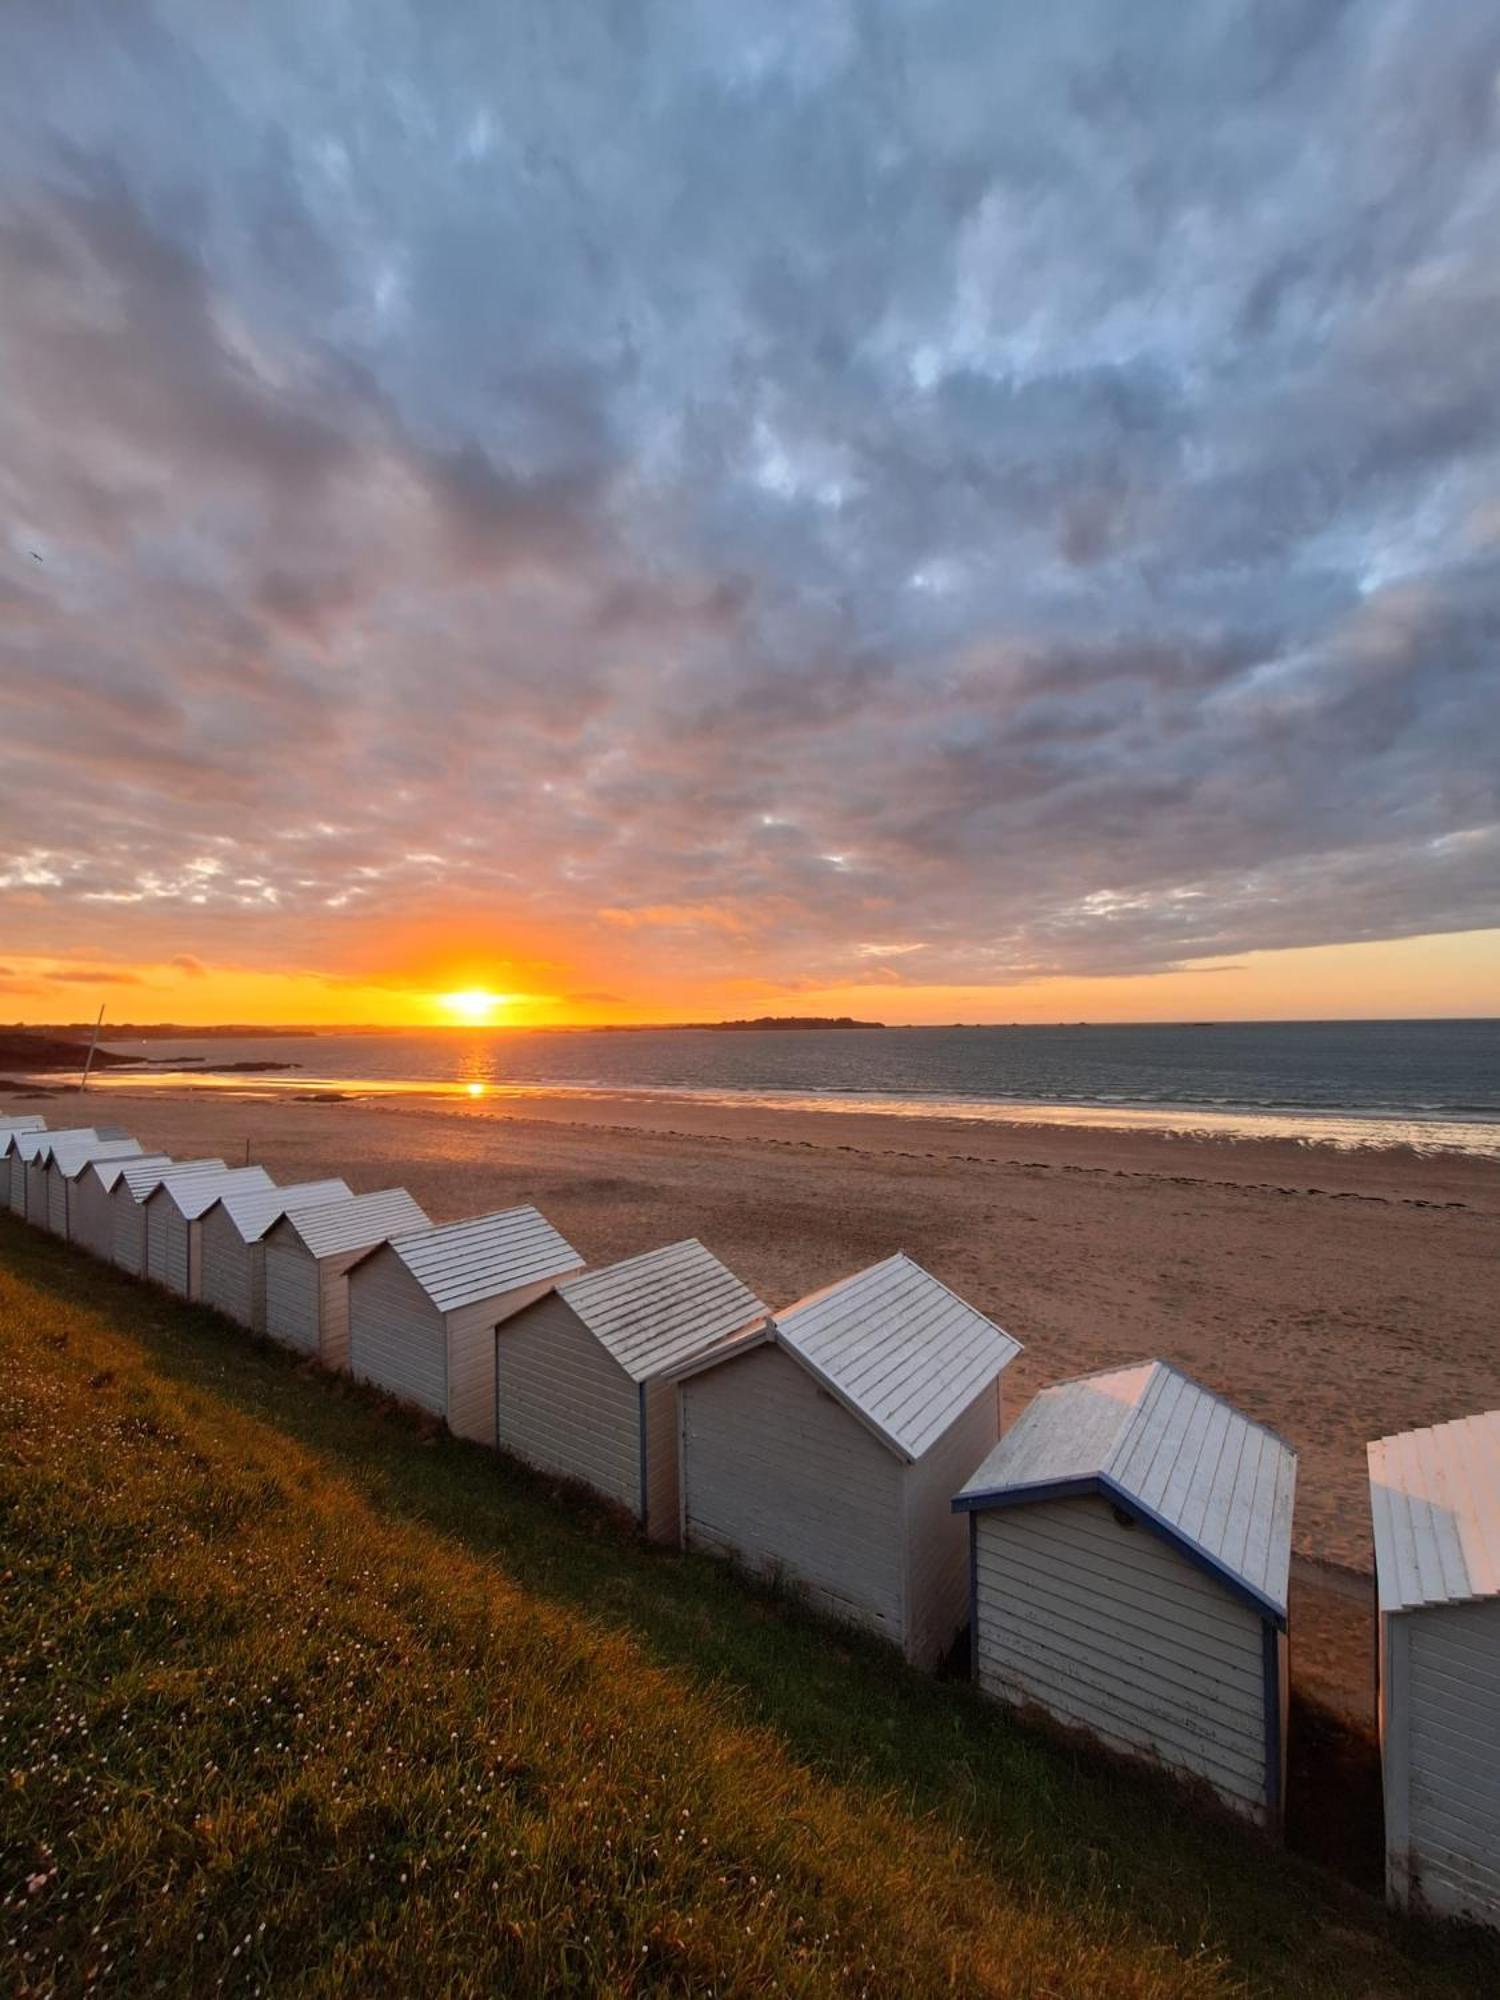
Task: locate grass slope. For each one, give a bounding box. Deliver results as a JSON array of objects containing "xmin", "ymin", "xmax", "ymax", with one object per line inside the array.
[{"xmin": 2, "ymin": 1217, "xmax": 1495, "ymax": 1998}]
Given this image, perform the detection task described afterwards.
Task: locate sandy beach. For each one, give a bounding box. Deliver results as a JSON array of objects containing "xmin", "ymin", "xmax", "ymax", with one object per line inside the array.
[{"xmin": 6, "ymin": 1079, "xmax": 1496, "ymax": 1717}]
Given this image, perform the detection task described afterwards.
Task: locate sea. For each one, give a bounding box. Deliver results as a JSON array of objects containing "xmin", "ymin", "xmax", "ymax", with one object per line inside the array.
[{"xmin": 82, "ymin": 1018, "xmax": 1500, "ymax": 1160}]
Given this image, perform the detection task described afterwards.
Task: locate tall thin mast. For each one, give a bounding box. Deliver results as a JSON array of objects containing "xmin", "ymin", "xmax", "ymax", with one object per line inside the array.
[{"xmin": 79, "ymin": 1004, "xmax": 105, "ymax": 1091}]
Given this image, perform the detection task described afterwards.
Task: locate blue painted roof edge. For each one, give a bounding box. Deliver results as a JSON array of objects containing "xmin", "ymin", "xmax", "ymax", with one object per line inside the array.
[{"xmin": 952, "ymin": 1471, "xmax": 1288, "ymax": 1628}]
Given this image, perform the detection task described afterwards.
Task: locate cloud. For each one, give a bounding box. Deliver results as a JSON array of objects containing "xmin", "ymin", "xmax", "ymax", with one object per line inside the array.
[
  {"xmin": 44, "ymin": 966, "xmax": 150, "ymax": 986},
  {"xmin": 170, "ymin": 953, "xmax": 209, "ymax": 977},
  {"xmin": 0, "ymin": 1, "xmax": 1497, "ymax": 1004}
]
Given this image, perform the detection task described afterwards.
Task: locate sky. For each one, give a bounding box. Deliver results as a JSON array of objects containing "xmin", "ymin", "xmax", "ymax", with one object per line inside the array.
[{"xmin": 1, "ymin": 1, "xmax": 1498, "ymax": 1029}]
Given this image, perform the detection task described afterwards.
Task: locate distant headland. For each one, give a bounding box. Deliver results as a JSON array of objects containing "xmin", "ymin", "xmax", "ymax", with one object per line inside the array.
[{"xmin": 690, "ymin": 1015, "xmax": 887, "ymax": 1032}]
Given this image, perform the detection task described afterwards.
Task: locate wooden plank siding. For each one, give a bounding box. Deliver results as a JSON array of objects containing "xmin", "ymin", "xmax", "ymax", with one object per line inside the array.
[
  {"xmin": 198, "ymin": 1207, "xmax": 258, "ymax": 1329},
  {"xmin": 681, "ymin": 1343, "xmax": 905, "ymax": 1647},
  {"xmin": 900, "ymin": 1383, "xmax": 1000, "ymax": 1671},
  {"xmin": 974, "ymin": 1494, "xmax": 1272, "ymax": 1822},
  {"xmin": 349, "ymin": 1248, "xmax": 447, "ymax": 1416},
  {"xmin": 70, "ymin": 1178, "xmax": 112, "ymax": 1260},
  {"xmin": 45, "ymin": 1166, "xmax": 69, "ymax": 1236},
  {"xmin": 493, "ymin": 1293, "xmax": 641, "ymax": 1512},
  {"xmin": 446, "ymin": 1274, "xmax": 560, "ymax": 1447},
  {"xmin": 111, "ymin": 1192, "xmax": 149, "ymax": 1275},
  {"xmin": 146, "ymin": 1202, "xmax": 193, "ymax": 1298},
  {"xmin": 317, "ymin": 1257, "xmax": 355, "ymax": 1369},
  {"xmin": 1388, "ymin": 1599, "xmax": 1500, "ymax": 1923},
  {"xmin": 263, "ymin": 1234, "xmax": 323, "ymax": 1358},
  {"xmin": 264, "ymin": 1235, "xmax": 365, "ymax": 1369}
]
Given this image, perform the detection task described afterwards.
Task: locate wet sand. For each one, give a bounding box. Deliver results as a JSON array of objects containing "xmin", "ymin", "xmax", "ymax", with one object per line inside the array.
[{"xmin": 7, "ymin": 1079, "xmax": 1497, "ymax": 1721}]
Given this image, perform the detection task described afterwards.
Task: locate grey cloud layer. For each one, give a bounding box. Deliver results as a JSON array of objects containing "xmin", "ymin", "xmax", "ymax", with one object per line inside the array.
[{"xmin": 1, "ymin": 0, "xmax": 1497, "ymax": 991}]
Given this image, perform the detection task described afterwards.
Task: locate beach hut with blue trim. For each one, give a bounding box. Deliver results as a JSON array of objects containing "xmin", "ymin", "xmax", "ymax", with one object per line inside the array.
[
  {"xmin": 954, "ymin": 1360, "xmax": 1295, "ymax": 1830},
  {"xmin": 677, "ymin": 1252, "xmax": 1021, "ymax": 1670},
  {"xmin": 1368, "ymin": 1409, "xmax": 1500, "ymax": 1925}
]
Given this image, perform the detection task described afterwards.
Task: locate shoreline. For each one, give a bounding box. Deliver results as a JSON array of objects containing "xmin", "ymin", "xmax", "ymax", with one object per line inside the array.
[{"xmin": 25, "ymin": 1062, "xmax": 1500, "ymax": 1164}]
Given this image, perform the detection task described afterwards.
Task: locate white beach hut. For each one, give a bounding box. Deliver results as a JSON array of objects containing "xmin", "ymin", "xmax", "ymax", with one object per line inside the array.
[
  {"xmin": 72, "ymin": 1152, "xmax": 173, "ymax": 1260},
  {"xmin": 144, "ymin": 1164, "xmax": 275, "ymax": 1299},
  {"xmin": 347, "ymin": 1206, "xmax": 583, "ymax": 1444},
  {"xmin": 20, "ymin": 1128, "xmax": 130, "ymax": 1226},
  {"xmin": 9, "ymin": 1127, "xmax": 63, "ymax": 1217},
  {"xmin": 1368, "ymin": 1410, "xmax": 1500, "ymax": 1924},
  {"xmin": 677, "ymin": 1252, "xmax": 1021, "ymax": 1669},
  {"xmin": 262, "ymin": 1188, "xmax": 431, "ymax": 1370},
  {"xmin": 953, "ymin": 1361, "xmax": 1295, "ymax": 1829},
  {"xmin": 44, "ymin": 1133, "xmax": 144, "ymax": 1238},
  {"xmin": 0, "ymin": 1115, "xmax": 46, "ymax": 1142},
  {"xmin": 0, "ymin": 1120, "xmax": 47, "ymax": 1203},
  {"xmin": 197, "ymin": 1178, "xmax": 353, "ymax": 1332},
  {"xmin": 494, "ymin": 1239, "xmax": 767, "ymax": 1541},
  {"xmin": 109, "ymin": 1158, "xmax": 227, "ymax": 1277}
]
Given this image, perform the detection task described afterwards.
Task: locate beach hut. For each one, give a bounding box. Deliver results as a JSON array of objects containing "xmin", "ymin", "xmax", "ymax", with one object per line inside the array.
[
  {"xmin": 953, "ymin": 1361, "xmax": 1295, "ymax": 1829},
  {"xmin": 44, "ymin": 1133, "xmax": 144, "ymax": 1238},
  {"xmin": 1368, "ymin": 1410, "xmax": 1500, "ymax": 1924},
  {"xmin": 676, "ymin": 1253, "xmax": 1020, "ymax": 1668},
  {"xmin": 0, "ymin": 1120, "xmax": 47, "ymax": 1201},
  {"xmin": 197, "ymin": 1178, "xmax": 353, "ymax": 1332},
  {"xmin": 262, "ymin": 1188, "xmax": 431, "ymax": 1370},
  {"xmin": 347, "ymin": 1206, "xmax": 583, "ymax": 1444},
  {"xmin": 494, "ymin": 1239, "xmax": 767, "ymax": 1540},
  {"xmin": 8, "ymin": 1127, "xmax": 59, "ymax": 1216},
  {"xmin": 144, "ymin": 1164, "xmax": 275, "ymax": 1299},
  {"xmin": 71, "ymin": 1152, "xmax": 173, "ymax": 1260},
  {"xmin": 0, "ymin": 1115, "xmax": 45, "ymax": 1142},
  {"xmin": 109, "ymin": 1158, "xmax": 228, "ymax": 1276},
  {"xmin": 18, "ymin": 1127, "xmax": 129, "ymax": 1225}
]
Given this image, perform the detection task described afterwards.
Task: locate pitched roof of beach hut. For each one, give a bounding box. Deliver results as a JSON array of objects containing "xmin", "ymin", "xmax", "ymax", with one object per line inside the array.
[
  {"xmin": 86, "ymin": 1152, "xmax": 173, "ymax": 1193},
  {"xmin": 955, "ymin": 1360, "xmax": 1295, "ymax": 1620},
  {"xmin": 205, "ymin": 1178, "xmax": 354, "ymax": 1244},
  {"xmin": 0, "ymin": 1116, "xmax": 46, "ymax": 1144},
  {"xmin": 1368, "ymin": 1410, "xmax": 1500, "ymax": 1614},
  {"xmin": 278, "ymin": 1187, "xmax": 431, "ymax": 1259},
  {"xmin": 153, "ymin": 1163, "xmax": 275, "ymax": 1220},
  {"xmin": 769, "ymin": 1253, "xmax": 1020, "ymax": 1461},
  {"xmin": 49, "ymin": 1133, "xmax": 144, "ymax": 1179},
  {"xmin": 381, "ymin": 1205, "xmax": 582, "ymax": 1313},
  {"xmin": 21, "ymin": 1126, "xmax": 111, "ymax": 1164},
  {"xmin": 120, "ymin": 1157, "xmax": 228, "ymax": 1203},
  {"xmin": 557, "ymin": 1238, "xmax": 767, "ymax": 1382}
]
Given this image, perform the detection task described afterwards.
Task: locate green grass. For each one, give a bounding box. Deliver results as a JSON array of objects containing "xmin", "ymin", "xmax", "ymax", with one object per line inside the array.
[{"xmin": 2, "ymin": 1216, "xmax": 1495, "ymax": 1998}]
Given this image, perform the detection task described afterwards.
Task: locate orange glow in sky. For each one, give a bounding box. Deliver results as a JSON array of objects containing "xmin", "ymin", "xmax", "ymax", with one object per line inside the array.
[{"xmin": 1, "ymin": 928, "xmax": 1497, "ymax": 1029}]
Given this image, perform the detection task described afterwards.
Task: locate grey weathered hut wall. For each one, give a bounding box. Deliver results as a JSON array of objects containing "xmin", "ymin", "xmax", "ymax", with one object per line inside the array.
[
  {"xmin": 681, "ymin": 1342, "xmax": 906, "ymax": 1646},
  {"xmin": 493, "ymin": 1291, "xmax": 640, "ymax": 1513},
  {"xmin": 349, "ymin": 1247, "xmax": 446, "ymax": 1414}
]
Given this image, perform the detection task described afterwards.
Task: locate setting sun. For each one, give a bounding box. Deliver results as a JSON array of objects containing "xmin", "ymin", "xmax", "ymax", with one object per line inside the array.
[{"xmin": 438, "ymin": 987, "xmax": 508, "ymax": 1025}]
